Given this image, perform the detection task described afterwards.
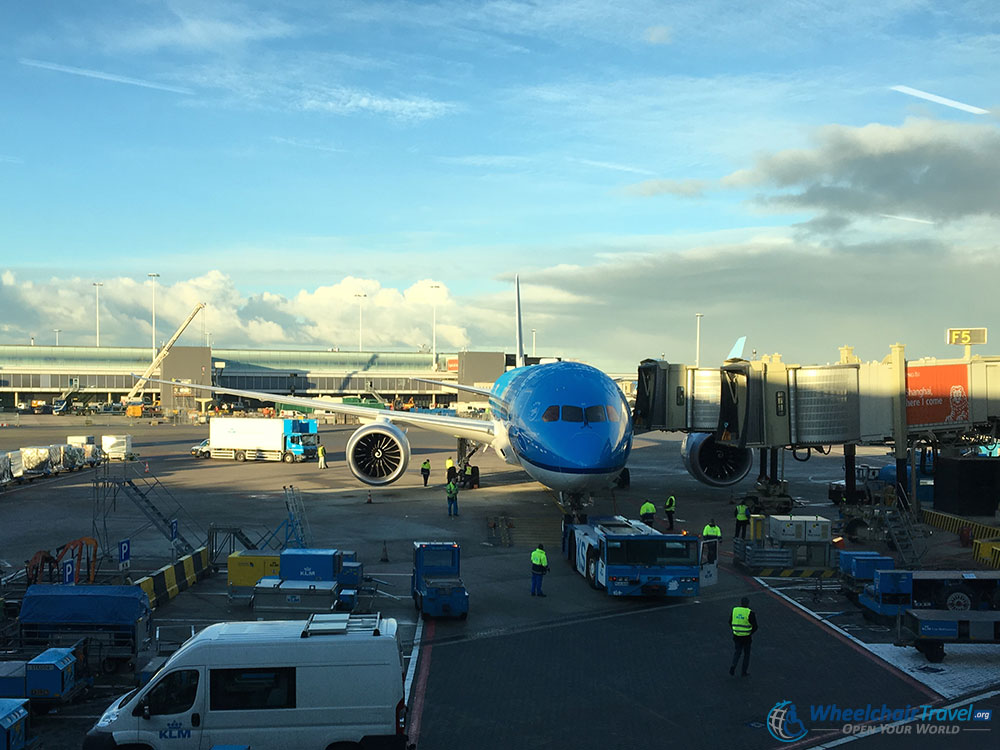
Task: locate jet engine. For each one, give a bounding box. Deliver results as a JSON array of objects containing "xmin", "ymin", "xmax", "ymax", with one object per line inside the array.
[
  {"xmin": 346, "ymin": 422, "xmax": 410, "ymax": 486},
  {"xmin": 681, "ymin": 432, "xmax": 753, "ymax": 488}
]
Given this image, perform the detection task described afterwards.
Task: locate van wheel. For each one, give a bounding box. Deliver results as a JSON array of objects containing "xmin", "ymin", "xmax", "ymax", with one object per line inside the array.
[
  {"xmin": 325, "ymin": 743, "xmax": 361, "ymax": 750},
  {"xmin": 235, "ymin": 451, "xmax": 246, "ymax": 462}
]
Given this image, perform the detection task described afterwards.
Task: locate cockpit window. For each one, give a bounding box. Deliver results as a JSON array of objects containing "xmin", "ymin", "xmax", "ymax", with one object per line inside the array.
[
  {"xmin": 542, "ymin": 405, "xmax": 559, "ymax": 422},
  {"xmin": 562, "ymin": 405, "xmax": 584, "ymax": 423},
  {"xmin": 605, "ymin": 404, "xmax": 621, "ymax": 422},
  {"xmin": 585, "ymin": 405, "xmax": 606, "ymax": 423}
]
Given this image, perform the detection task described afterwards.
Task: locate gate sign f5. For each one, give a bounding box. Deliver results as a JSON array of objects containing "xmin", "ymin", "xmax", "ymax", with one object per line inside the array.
[{"xmin": 946, "ymin": 327, "xmax": 986, "ymax": 346}]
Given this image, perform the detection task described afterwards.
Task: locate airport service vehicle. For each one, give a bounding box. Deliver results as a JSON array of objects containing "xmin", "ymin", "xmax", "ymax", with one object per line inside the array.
[
  {"xmin": 411, "ymin": 542, "xmax": 469, "ymax": 619},
  {"xmin": 860, "ymin": 569, "xmax": 1000, "ymax": 616},
  {"xmin": 190, "ymin": 439, "xmax": 210, "ymax": 458},
  {"xmin": 897, "ymin": 608, "xmax": 1000, "ymax": 663},
  {"xmin": 84, "ymin": 613, "xmax": 408, "ymax": 750},
  {"xmin": 207, "ymin": 417, "xmax": 318, "ymax": 463},
  {"xmin": 562, "ymin": 516, "xmax": 718, "ymax": 596}
]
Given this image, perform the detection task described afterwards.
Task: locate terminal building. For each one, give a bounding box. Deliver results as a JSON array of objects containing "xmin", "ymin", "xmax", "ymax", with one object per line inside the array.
[{"xmin": 0, "ymin": 345, "xmax": 540, "ymax": 413}]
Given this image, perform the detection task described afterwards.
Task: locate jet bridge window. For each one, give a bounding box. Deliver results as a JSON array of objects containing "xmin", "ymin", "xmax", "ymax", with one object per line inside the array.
[
  {"xmin": 562, "ymin": 405, "xmax": 584, "ymax": 422},
  {"xmin": 542, "ymin": 405, "xmax": 560, "ymax": 422},
  {"xmin": 585, "ymin": 405, "xmax": 606, "ymax": 423}
]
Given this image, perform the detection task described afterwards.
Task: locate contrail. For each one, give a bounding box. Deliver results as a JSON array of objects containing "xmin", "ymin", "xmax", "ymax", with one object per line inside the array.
[
  {"xmin": 879, "ymin": 213, "xmax": 936, "ymax": 225},
  {"xmin": 19, "ymin": 58, "xmax": 194, "ymax": 95},
  {"xmin": 890, "ymin": 85, "xmax": 987, "ymax": 115}
]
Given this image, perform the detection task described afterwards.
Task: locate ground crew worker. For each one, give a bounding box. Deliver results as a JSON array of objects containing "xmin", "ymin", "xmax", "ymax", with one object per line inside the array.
[
  {"xmin": 446, "ymin": 478, "xmax": 459, "ymax": 517},
  {"xmin": 462, "ymin": 462, "xmax": 474, "ymax": 489},
  {"xmin": 420, "ymin": 459, "xmax": 431, "ymax": 486},
  {"xmin": 530, "ymin": 543, "xmax": 549, "ymax": 597},
  {"xmin": 317, "ymin": 443, "xmax": 327, "ymax": 470},
  {"xmin": 729, "ymin": 596, "xmax": 758, "ymax": 676},
  {"xmin": 639, "ymin": 500, "xmax": 656, "ymax": 524},
  {"xmin": 702, "ymin": 518, "xmax": 722, "ymax": 562},
  {"xmin": 663, "ymin": 494, "xmax": 676, "ymax": 531},
  {"xmin": 446, "ymin": 456, "xmax": 456, "ymax": 483},
  {"xmin": 734, "ymin": 500, "xmax": 750, "ymax": 539}
]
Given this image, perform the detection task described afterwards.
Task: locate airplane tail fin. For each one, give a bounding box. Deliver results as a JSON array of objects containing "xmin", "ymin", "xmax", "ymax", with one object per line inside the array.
[
  {"xmin": 515, "ymin": 274, "xmax": 526, "ymax": 368},
  {"xmin": 726, "ymin": 336, "xmax": 747, "ymax": 361}
]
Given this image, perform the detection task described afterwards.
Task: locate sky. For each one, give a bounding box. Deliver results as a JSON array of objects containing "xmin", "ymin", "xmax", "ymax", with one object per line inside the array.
[{"xmin": 1, "ymin": 1, "xmax": 998, "ymax": 373}]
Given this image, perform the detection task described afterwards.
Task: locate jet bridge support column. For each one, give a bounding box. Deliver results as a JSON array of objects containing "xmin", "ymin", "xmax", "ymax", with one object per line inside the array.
[
  {"xmin": 890, "ymin": 344, "xmax": 911, "ymax": 512},
  {"xmin": 769, "ymin": 448, "xmax": 778, "ymax": 486},
  {"xmin": 844, "ymin": 443, "xmax": 856, "ymax": 502}
]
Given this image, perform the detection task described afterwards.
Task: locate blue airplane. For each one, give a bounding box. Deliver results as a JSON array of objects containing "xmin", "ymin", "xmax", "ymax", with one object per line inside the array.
[{"xmin": 143, "ymin": 276, "xmax": 633, "ymax": 505}]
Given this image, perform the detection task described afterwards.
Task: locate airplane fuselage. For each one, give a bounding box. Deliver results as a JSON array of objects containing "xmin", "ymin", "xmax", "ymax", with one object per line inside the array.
[{"xmin": 487, "ymin": 361, "xmax": 633, "ymax": 495}]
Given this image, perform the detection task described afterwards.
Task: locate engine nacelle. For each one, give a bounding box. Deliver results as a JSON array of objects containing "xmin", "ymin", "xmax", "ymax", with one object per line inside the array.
[
  {"xmin": 346, "ymin": 422, "xmax": 410, "ymax": 486},
  {"xmin": 681, "ymin": 432, "xmax": 753, "ymax": 488}
]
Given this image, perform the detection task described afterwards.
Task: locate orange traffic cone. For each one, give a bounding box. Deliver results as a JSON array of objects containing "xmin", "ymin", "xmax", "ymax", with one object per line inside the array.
[
  {"xmin": 366, "ymin": 490, "xmax": 373, "ymax": 504},
  {"xmin": 144, "ymin": 462, "xmax": 149, "ymax": 473}
]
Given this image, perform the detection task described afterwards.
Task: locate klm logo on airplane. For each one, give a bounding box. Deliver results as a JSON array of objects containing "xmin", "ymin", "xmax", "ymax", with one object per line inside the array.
[{"xmin": 159, "ymin": 720, "xmax": 192, "ymax": 740}]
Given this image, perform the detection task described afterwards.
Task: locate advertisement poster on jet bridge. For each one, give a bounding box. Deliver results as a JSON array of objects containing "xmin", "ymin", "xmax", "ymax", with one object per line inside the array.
[{"xmin": 906, "ymin": 364, "xmax": 969, "ymax": 427}]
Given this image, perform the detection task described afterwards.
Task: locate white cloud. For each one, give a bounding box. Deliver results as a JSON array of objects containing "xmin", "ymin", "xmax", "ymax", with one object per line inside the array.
[
  {"xmin": 625, "ymin": 178, "xmax": 709, "ymax": 197},
  {"xmin": 643, "ymin": 26, "xmax": 672, "ymax": 45}
]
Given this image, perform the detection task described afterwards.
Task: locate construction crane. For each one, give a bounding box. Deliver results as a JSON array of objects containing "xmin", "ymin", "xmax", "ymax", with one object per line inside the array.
[{"xmin": 123, "ymin": 302, "xmax": 206, "ymax": 406}]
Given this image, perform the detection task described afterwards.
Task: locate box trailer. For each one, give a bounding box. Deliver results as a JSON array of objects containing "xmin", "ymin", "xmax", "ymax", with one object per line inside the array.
[{"xmin": 208, "ymin": 418, "xmax": 318, "ymax": 463}]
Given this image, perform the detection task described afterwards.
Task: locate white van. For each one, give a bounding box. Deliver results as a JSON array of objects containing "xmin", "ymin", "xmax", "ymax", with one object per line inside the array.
[{"xmin": 84, "ymin": 613, "xmax": 408, "ymax": 750}]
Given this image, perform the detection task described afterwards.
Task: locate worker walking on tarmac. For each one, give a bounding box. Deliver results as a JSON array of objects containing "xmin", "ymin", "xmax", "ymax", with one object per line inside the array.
[
  {"xmin": 664, "ymin": 495, "xmax": 676, "ymax": 531},
  {"xmin": 639, "ymin": 500, "xmax": 656, "ymax": 524},
  {"xmin": 530, "ymin": 543, "xmax": 549, "ymax": 597},
  {"xmin": 446, "ymin": 456, "xmax": 456, "ymax": 483},
  {"xmin": 702, "ymin": 518, "xmax": 722, "ymax": 562},
  {"xmin": 446, "ymin": 478, "xmax": 459, "ymax": 517},
  {"xmin": 734, "ymin": 500, "xmax": 750, "ymax": 539},
  {"xmin": 462, "ymin": 462, "xmax": 474, "ymax": 489},
  {"xmin": 729, "ymin": 596, "xmax": 758, "ymax": 677},
  {"xmin": 317, "ymin": 443, "xmax": 327, "ymax": 470},
  {"xmin": 420, "ymin": 459, "xmax": 431, "ymax": 487}
]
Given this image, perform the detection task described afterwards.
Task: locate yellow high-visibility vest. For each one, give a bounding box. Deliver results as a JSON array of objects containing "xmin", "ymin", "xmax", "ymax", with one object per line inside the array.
[
  {"xmin": 664, "ymin": 495, "xmax": 676, "ymax": 511},
  {"xmin": 703, "ymin": 524, "xmax": 721, "ymax": 538},
  {"xmin": 735, "ymin": 504, "xmax": 749, "ymax": 521},
  {"xmin": 640, "ymin": 501, "xmax": 656, "ymax": 516},
  {"xmin": 732, "ymin": 606, "xmax": 752, "ymax": 636}
]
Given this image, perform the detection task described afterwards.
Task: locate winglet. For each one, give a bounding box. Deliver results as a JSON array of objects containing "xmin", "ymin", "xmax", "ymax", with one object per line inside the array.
[
  {"xmin": 515, "ymin": 274, "xmax": 526, "ymax": 368},
  {"xmin": 726, "ymin": 336, "xmax": 747, "ymax": 361}
]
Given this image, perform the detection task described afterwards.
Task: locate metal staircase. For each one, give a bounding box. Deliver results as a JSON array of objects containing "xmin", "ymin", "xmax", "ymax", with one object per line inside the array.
[
  {"xmin": 881, "ymin": 498, "xmax": 923, "ymax": 569},
  {"xmin": 92, "ymin": 462, "xmax": 200, "ymax": 559},
  {"xmin": 257, "ymin": 485, "xmax": 313, "ymax": 550}
]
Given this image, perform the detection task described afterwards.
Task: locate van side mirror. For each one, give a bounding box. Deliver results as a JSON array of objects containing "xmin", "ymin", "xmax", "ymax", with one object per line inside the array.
[{"xmin": 140, "ymin": 700, "xmax": 150, "ymax": 720}]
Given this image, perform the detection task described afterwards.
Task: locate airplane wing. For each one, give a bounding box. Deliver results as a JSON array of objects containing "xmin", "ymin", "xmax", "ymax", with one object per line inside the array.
[
  {"xmin": 140, "ymin": 377, "xmax": 495, "ymax": 443},
  {"xmin": 411, "ymin": 378, "xmax": 499, "ymax": 401}
]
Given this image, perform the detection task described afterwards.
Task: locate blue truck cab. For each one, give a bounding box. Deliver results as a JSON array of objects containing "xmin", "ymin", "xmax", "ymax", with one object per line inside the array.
[
  {"xmin": 563, "ymin": 515, "xmax": 717, "ymax": 597},
  {"xmin": 411, "ymin": 542, "xmax": 469, "ymax": 620}
]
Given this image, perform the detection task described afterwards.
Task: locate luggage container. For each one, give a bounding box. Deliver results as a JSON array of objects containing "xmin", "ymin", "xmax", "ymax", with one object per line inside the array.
[
  {"xmin": 227, "ymin": 551, "xmax": 280, "ymax": 601},
  {"xmin": 101, "ymin": 435, "xmax": 133, "ymax": 461},
  {"xmin": 279, "ymin": 549, "xmax": 342, "ymax": 582},
  {"xmin": 251, "ymin": 578, "xmax": 339, "ymax": 614},
  {"xmin": 0, "ymin": 698, "xmax": 30, "ymax": 750}
]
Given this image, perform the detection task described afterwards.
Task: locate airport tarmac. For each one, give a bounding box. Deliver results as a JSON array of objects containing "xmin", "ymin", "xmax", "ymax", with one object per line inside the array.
[{"xmin": 0, "ymin": 417, "xmax": 997, "ymax": 748}]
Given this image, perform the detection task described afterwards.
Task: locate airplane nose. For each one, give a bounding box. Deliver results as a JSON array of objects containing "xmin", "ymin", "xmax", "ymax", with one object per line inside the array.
[{"xmin": 566, "ymin": 429, "xmax": 617, "ymax": 470}]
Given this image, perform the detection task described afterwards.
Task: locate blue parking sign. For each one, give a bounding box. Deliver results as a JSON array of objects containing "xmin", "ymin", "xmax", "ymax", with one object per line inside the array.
[
  {"xmin": 62, "ymin": 559, "xmax": 75, "ymax": 584},
  {"xmin": 118, "ymin": 538, "xmax": 131, "ymax": 564}
]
